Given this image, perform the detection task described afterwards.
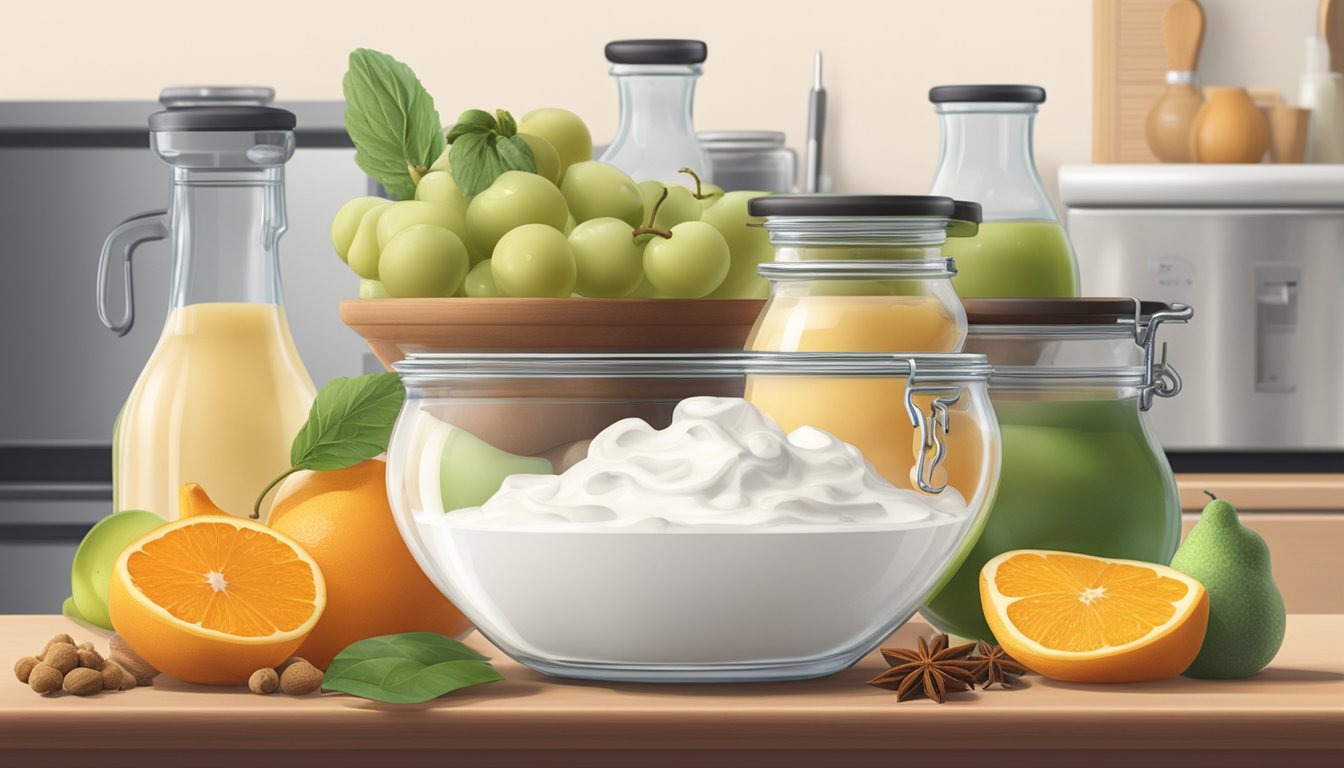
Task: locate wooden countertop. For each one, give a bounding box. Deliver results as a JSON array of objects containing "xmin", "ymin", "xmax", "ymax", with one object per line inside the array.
[
  {"xmin": 1176, "ymin": 473, "xmax": 1344, "ymax": 511},
  {"xmin": 2, "ymin": 615, "xmax": 1341, "ymax": 767}
]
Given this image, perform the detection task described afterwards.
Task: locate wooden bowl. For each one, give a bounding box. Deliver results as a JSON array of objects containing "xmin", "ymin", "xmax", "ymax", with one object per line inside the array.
[{"xmin": 341, "ymin": 298, "xmax": 768, "ymax": 370}]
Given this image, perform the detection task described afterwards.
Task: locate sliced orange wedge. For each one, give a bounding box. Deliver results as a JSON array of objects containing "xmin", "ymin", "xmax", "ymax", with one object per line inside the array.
[
  {"xmin": 108, "ymin": 514, "xmax": 326, "ymax": 685},
  {"xmin": 980, "ymin": 550, "xmax": 1208, "ymax": 683}
]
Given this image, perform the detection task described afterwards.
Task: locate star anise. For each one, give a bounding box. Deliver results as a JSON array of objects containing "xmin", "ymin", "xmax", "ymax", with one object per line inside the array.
[
  {"xmin": 866, "ymin": 633, "xmax": 979, "ymax": 703},
  {"xmin": 967, "ymin": 641, "xmax": 1028, "ymax": 689}
]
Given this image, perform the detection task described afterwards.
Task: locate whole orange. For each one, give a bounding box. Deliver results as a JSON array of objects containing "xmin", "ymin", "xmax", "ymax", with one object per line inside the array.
[{"xmin": 266, "ymin": 459, "xmax": 472, "ymax": 667}]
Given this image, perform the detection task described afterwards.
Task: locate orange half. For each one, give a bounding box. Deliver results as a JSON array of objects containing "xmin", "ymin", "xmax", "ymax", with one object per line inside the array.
[
  {"xmin": 980, "ymin": 550, "xmax": 1208, "ymax": 683},
  {"xmin": 108, "ymin": 514, "xmax": 326, "ymax": 685}
]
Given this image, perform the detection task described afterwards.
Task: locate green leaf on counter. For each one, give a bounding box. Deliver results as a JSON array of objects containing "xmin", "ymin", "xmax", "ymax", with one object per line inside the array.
[
  {"xmin": 323, "ymin": 632, "xmax": 502, "ymax": 704},
  {"xmin": 289, "ymin": 372, "xmax": 405, "ymax": 471},
  {"xmin": 342, "ymin": 48, "xmax": 445, "ymax": 200},
  {"xmin": 446, "ymin": 108, "xmax": 537, "ymax": 196}
]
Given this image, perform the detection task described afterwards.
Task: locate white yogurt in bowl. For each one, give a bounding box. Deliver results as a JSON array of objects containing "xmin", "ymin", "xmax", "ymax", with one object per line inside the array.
[{"xmin": 411, "ymin": 396, "xmax": 975, "ymax": 682}]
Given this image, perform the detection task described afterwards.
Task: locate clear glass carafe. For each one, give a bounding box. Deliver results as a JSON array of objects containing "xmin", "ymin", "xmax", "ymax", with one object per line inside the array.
[
  {"xmin": 599, "ymin": 39, "xmax": 712, "ymax": 184},
  {"xmin": 923, "ymin": 299, "xmax": 1192, "ymax": 641},
  {"xmin": 97, "ymin": 103, "xmax": 316, "ymax": 520},
  {"xmin": 928, "ymin": 85, "xmax": 1080, "ymax": 299}
]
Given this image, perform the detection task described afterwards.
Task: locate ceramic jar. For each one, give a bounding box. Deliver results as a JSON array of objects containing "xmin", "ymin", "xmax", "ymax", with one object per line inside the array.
[{"xmin": 1190, "ymin": 87, "xmax": 1270, "ymax": 163}]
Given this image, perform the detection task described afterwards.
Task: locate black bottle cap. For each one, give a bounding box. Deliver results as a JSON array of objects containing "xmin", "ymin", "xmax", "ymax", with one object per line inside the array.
[
  {"xmin": 748, "ymin": 195, "xmax": 982, "ymax": 226},
  {"xmin": 148, "ymin": 106, "xmax": 296, "ymax": 132},
  {"xmin": 928, "ymin": 85, "xmax": 1047, "ymax": 104},
  {"xmin": 605, "ymin": 39, "xmax": 708, "ymax": 65}
]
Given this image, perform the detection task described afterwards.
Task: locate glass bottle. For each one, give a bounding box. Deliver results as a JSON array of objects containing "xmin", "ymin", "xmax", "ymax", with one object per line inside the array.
[
  {"xmin": 928, "ymin": 85, "xmax": 1080, "ymax": 298},
  {"xmin": 97, "ymin": 102, "xmax": 316, "ymax": 520},
  {"xmin": 923, "ymin": 299, "xmax": 1192, "ymax": 641},
  {"xmin": 599, "ymin": 39, "xmax": 712, "ymax": 185}
]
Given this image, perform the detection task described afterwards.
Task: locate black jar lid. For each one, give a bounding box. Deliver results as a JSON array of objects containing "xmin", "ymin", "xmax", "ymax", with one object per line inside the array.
[
  {"xmin": 148, "ymin": 106, "xmax": 296, "ymax": 132},
  {"xmin": 748, "ymin": 194, "xmax": 982, "ymax": 224},
  {"xmin": 605, "ymin": 39, "xmax": 708, "ymax": 65},
  {"xmin": 929, "ymin": 85, "xmax": 1046, "ymax": 104},
  {"xmin": 963, "ymin": 298, "xmax": 1175, "ymax": 325}
]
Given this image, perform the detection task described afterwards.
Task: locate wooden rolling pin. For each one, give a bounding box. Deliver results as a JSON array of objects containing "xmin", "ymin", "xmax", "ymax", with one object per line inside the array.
[{"xmin": 1146, "ymin": 0, "xmax": 1206, "ymax": 162}]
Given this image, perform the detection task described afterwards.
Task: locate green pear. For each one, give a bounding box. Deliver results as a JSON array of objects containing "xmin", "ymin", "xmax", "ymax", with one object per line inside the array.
[
  {"xmin": 1170, "ymin": 493, "xmax": 1285, "ymax": 679},
  {"xmin": 702, "ymin": 191, "xmax": 773, "ymax": 299}
]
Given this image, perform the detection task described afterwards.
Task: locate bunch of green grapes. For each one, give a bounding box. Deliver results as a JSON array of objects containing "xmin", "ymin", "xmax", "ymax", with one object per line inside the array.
[{"xmin": 331, "ymin": 107, "xmax": 776, "ymax": 299}]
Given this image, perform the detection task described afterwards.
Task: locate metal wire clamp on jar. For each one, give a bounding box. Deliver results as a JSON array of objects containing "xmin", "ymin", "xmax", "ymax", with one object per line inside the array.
[{"xmin": 923, "ymin": 298, "xmax": 1193, "ymax": 642}]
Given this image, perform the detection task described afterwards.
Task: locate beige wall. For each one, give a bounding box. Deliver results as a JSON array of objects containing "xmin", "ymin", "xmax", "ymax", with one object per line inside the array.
[{"xmin": 0, "ymin": 0, "xmax": 1094, "ymax": 197}]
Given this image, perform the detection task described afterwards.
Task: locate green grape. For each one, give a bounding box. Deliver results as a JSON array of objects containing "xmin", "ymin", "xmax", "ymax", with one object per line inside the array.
[
  {"xmin": 348, "ymin": 202, "xmax": 393, "ymax": 280},
  {"xmin": 643, "ymin": 222, "xmax": 731, "ymax": 298},
  {"xmin": 559, "ymin": 161, "xmax": 643, "ymax": 227},
  {"xmin": 464, "ymin": 259, "xmax": 502, "ymax": 297},
  {"xmin": 491, "ymin": 223, "xmax": 576, "ymax": 297},
  {"xmin": 563, "ymin": 211, "xmax": 577, "ymax": 235},
  {"xmin": 429, "ymin": 146, "xmax": 452, "ymax": 173},
  {"xmin": 378, "ymin": 224, "xmax": 470, "ymax": 298},
  {"xmin": 637, "ymin": 181, "xmax": 701, "ymax": 230},
  {"xmin": 332, "ymin": 197, "xmax": 388, "ymax": 263},
  {"xmin": 518, "ymin": 108, "xmax": 593, "ymax": 178},
  {"xmin": 358, "ymin": 279, "xmax": 391, "ymax": 299},
  {"xmin": 377, "ymin": 200, "xmax": 468, "ymax": 250},
  {"xmin": 519, "ymin": 133, "xmax": 562, "ymax": 185},
  {"xmin": 466, "ymin": 171, "xmax": 569, "ymax": 257},
  {"xmin": 702, "ymin": 191, "xmax": 773, "ymax": 299},
  {"xmin": 568, "ymin": 217, "xmax": 644, "ymax": 297},
  {"xmin": 697, "ymin": 182, "xmax": 726, "ymax": 211},
  {"xmin": 415, "ymin": 170, "xmax": 468, "ymax": 215}
]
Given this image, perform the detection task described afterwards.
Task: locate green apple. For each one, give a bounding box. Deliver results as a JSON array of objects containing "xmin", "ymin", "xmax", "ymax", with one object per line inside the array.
[{"xmin": 70, "ymin": 510, "xmax": 165, "ymax": 629}]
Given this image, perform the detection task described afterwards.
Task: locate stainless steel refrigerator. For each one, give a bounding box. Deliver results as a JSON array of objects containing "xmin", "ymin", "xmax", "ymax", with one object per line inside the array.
[{"xmin": 0, "ymin": 100, "xmax": 373, "ymax": 613}]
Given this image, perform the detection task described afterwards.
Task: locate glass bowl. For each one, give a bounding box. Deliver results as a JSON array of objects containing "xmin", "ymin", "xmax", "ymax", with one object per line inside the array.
[{"xmin": 386, "ymin": 352, "xmax": 999, "ymax": 683}]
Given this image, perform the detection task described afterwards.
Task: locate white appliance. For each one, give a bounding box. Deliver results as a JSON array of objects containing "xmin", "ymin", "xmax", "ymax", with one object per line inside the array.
[{"xmin": 1059, "ymin": 165, "xmax": 1344, "ymax": 461}]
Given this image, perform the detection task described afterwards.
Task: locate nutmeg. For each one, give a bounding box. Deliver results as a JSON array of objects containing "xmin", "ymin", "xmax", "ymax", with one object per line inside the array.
[
  {"xmin": 43, "ymin": 634, "xmax": 75, "ymax": 654},
  {"xmin": 280, "ymin": 660, "xmax": 323, "ymax": 695},
  {"xmin": 77, "ymin": 641, "xmax": 94, "ymax": 652},
  {"xmin": 14, "ymin": 656, "xmax": 39, "ymax": 684},
  {"xmin": 248, "ymin": 668, "xmax": 279, "ymax": 695},
  {"xmin": 77, "ymin": 647, "xmax": 106, "ymax": 671},
  {"xmin": 43, "ymin": 643, "xmax": 79, "ymax": 676},
  {"xmin": 27, "ymin": 663, "xmax": 62, "ymax": 694},
  {"xmin": 63, "ymin": 667, "xmax": 103, "ymax": 696},
  {"xmin": 109, "ymin": 634, "xmax": 158, "ymax": 686},
  {"xmin": 101, "ymin": 660, "xmax": 127, "ymax": 691}
]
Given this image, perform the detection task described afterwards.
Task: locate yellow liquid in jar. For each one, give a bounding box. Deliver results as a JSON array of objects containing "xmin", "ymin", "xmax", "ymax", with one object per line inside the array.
[
  {"xmin": 745, "ymin": 294, "xmax": 977, "ymax": 494},
  {"xmin": 113, "ymin": 303, "xmax": 316, "ymax": 520},
  {"xmin": 746, "ymin": 294, "xmax": 963, "ymax": 353}
]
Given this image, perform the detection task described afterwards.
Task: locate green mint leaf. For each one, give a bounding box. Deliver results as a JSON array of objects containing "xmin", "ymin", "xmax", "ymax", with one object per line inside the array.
[
  {"xmin": 324, "ymin": 632, "xmax": 489, "ymax": 681},
  {"xmin": 449, "ymin": 132, "xmax": 510, "ymax": 196},
  {"xmin": 342, "ymin": 48, "xmax": 445, "ymax": 200},
  {"xmin": 324, "ymin": 659, "xmax": 502, "ymax": 704},
  {"xmin": 496, "ymin": 135, "xmax": 537, "ymax": 174},
  {"xmin": 495, "ymin": 109, "xmax": 518, "ymax": 137},
  {"xmin": 323, "ymin": 633, "xmax": 502, "ymax": 704},
  {"xmin": 446, "ymin": 109, "xmax": 497, "ymax": 143},
  {"xmin": 290, "ymin": 372, "xmax": 405, "ymax": 471}
]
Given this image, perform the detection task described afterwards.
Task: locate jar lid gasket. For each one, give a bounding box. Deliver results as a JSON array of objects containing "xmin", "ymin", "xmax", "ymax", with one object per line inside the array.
[
  {"xmin": 394, "ymin": 351, "xmax": 992, "ymax": 381},
  {"xmin": 758, "ymin": 259, "xmax": 956, "ymax": 281}
]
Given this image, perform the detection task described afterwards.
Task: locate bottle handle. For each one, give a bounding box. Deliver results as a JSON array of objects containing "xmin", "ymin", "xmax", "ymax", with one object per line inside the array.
[{"xmin": 97, "ymin": 210, "xmax": 168, "ymax": 336}]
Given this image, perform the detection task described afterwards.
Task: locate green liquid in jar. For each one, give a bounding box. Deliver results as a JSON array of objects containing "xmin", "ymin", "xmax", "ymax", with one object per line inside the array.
[
  {"xmin": 941, "ymin": 220, "xmax": 1079, "ymax": 298},
  {"xmin": 921, "ymin": 396, "xmax": 1180, "ymax": 642}
]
